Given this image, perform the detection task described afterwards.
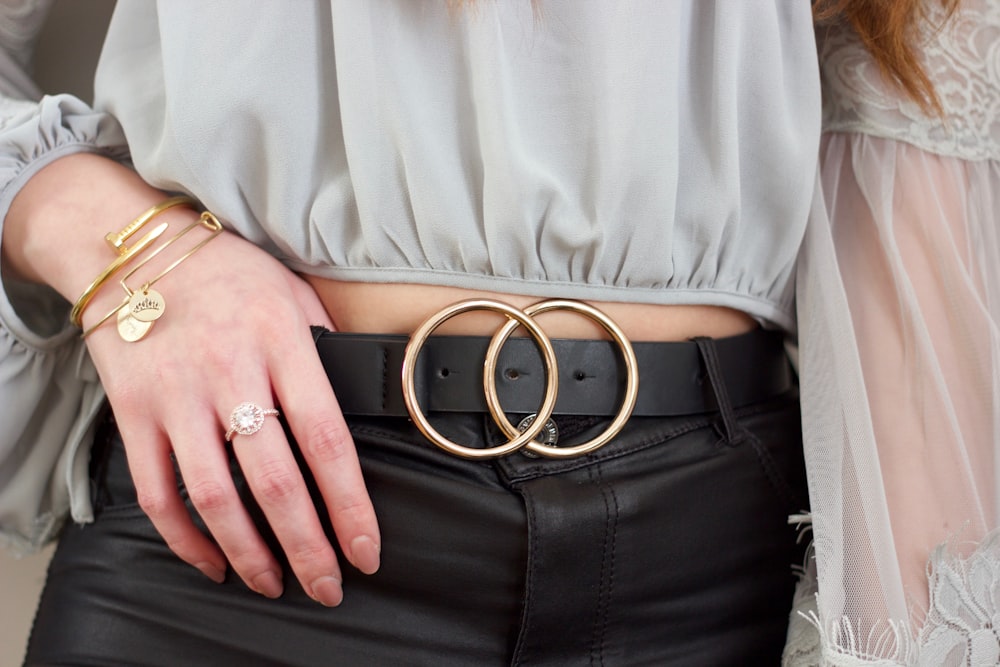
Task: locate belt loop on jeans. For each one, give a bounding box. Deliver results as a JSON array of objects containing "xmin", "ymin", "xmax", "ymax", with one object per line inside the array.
[{"xmin": 693, "ymin": 336, "xmax": 747, "ymax": 446}]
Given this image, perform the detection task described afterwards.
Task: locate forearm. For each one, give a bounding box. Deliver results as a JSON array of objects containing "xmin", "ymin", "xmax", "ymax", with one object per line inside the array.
[
  {"xmin": 2, "ymin": 153, "xmax": 202, "ymax": 326},
  {"xmin": 6, "ymin": 154, "xmax": 172, "ymax": 288}
]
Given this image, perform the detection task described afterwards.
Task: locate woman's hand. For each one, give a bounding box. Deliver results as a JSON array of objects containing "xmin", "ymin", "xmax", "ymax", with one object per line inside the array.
[
  {"xmin": 87, "ymin": 228, "xmax": 379, "ymax": 605},
  {"xmin": 5, "ymin": 154, "xmax": 379, "ymax": 606}
]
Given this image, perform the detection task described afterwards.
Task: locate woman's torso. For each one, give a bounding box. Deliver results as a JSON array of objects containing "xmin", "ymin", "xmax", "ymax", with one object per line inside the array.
[{"xmin": 93, "ymin": 1, "xmax": 822, "ymax": 339}]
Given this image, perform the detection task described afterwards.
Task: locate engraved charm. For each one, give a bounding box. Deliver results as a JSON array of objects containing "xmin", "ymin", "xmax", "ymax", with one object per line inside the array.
[
  {"xmin": 129, "ymin": 288, "xmax": 166, "ymax": 323},
  {"xmin": 117, "ymin": 305, "xmax": 153, "ymax": 342}
]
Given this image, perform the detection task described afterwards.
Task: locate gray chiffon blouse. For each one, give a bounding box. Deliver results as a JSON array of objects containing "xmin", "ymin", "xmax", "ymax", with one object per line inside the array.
[{"xmin": 0, "ymin": 0, "xmax": 822, "ymax": 549}]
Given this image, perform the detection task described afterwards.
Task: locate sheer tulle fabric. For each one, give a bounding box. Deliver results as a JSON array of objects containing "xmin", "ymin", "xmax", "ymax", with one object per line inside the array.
[{"xmin": 790, "ymin": 134, "xmax": 1000, "ymax": 665}]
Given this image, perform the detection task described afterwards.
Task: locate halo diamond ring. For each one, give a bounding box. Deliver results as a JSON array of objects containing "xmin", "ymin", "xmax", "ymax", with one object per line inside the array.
[{"xmin": 226, "ymin": 401, "xmax": 280, "ymax": 441}]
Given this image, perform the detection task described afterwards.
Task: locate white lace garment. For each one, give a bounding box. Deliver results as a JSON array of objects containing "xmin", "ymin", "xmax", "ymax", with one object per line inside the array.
[{"xmin": 787, "ymin": 1, "xmax": 1000, "ymax": 664}]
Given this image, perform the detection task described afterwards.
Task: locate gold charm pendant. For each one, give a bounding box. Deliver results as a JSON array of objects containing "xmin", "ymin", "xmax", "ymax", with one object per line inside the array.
[
  {"xmin": 128, "ymin": 288, "xmax": 166, "ymax": 322},
  {"xmin": 117, "ymin": 305, "xmax": 154, "ymax": 342},
  {"xmin": 81, "ymin": 210, "xmax": 223, "ymax": 341}
]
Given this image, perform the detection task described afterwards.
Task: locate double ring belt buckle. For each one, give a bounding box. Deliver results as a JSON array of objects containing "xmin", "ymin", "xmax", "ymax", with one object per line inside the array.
[{"xmin": 401, "ymin": 299, "xmax": 639, "ymax": 460}]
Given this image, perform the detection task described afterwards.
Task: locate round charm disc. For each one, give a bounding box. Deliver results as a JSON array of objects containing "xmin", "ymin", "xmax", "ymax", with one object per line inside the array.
[
  {"xmin": 129, "ymin": 288, "xmax": 166, "ymax": 323},
  {"xmin": 117, "ymin": 306, "xmax": 153, "ymax": 342}
]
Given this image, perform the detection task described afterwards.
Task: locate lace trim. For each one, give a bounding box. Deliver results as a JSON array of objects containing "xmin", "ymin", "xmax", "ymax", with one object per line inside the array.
[
  {"xmin": 819, "ymin": 0, "xmax": 1000, "ymax": 161},
  {"xmin": 918, "ymin": 532, "xmax": 1000, "ymax": 665},
  {"xmin": 786, "ymin": 530, "xmax": 1000, "ymax": 666}
]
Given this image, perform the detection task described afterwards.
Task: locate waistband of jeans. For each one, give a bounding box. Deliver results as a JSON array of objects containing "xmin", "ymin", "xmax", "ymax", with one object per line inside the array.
[{"xmin": 311, "ymin": 326, "xmax": 793, "ymax": 418}]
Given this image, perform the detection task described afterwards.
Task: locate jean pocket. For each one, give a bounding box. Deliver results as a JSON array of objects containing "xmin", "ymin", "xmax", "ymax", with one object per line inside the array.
[{"xmin": 735, "ymin": 395, "xmax": 808, "ymax": 513}]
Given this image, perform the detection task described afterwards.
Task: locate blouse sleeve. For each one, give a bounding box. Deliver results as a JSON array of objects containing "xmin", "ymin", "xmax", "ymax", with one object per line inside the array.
[
  {"xmin": 790, "ymin": 3, "xmax": 1000, "ymax": 664},
  {"xmin": 795, "ymin": 134, "xmax": 1000, "ymax": 666},
  {"xmin": 0, "ymin": 0, "xmax": 130, "ymax": 553}
]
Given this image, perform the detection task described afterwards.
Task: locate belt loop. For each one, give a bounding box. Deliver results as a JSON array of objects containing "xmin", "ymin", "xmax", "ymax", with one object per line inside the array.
[{"xmin": 693, "ymin": 337, "xmax": 746, "ymax": 446}]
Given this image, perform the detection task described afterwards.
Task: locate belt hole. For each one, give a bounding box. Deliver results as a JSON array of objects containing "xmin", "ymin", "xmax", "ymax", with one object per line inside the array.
[
  {"xmin": 439, "ymin": 368, "xmax": 451, "ymax": 378},
  {"xmin": 504, "ymin": 368, "xmax": 520, "ymax": 381},
  {"xmin": 574, "ymin": 370, "xmax": 587, "ymax": 381}
]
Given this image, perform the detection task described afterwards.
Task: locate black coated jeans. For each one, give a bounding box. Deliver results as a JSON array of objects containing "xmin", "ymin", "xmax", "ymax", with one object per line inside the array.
[{"xmin": 26, "ymin": 351, "xmax": 806, "ymax": 666}]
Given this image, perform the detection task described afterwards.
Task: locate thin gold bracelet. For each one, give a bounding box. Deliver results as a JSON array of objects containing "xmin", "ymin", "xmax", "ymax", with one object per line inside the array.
[
  {"xmin": 70, "ymin": 195, "xmax": 198, "ymax": 328},
  {"xmin": 104, "ymin": 195, "xmax": 197, "ymax": 255},
  {"xmin": 82, "ymin": 211, "xmax": 224, "ymax": 340},
  {"xmin": 69, "ymin": 222, "xmax": 169, "ymax": 328}
]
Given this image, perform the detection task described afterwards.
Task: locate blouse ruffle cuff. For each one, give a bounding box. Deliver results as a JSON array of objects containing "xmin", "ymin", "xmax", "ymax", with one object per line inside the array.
[{"xmin": 0, "ymin": 92, "xmax": 127, "ymax": 553}]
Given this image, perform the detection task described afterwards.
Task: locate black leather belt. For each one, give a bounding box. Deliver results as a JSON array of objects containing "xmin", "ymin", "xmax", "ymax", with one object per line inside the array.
[{"xmin": 311, "ymin": 326, "xmax": 793, "ymax": 418}]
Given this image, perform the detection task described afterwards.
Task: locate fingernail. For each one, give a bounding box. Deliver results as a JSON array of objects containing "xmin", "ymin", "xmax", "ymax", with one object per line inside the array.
[
  {"xmin": 310, "ymin": 575, "xmax": 344, "ymax": 607},
  {"xmin": 196, "ymin": 562, "xmax": 226, "ymax": 584},
  {"xmin": 350, "ymin": 535, "xmax": 381, "ymax": 575},
  {"xmin": 251, "ymin": 571, "xmax": 284, "ymax": 599}
]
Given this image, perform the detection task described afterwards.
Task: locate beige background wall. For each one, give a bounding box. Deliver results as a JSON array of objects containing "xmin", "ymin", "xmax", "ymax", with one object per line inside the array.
[
  {"xmin": 1, "ymin": 2, "xmax": 115, "ymax": 665},
  {"xmin": 0, "ymin": 546, "xmax": 53, "ymax": 667}
]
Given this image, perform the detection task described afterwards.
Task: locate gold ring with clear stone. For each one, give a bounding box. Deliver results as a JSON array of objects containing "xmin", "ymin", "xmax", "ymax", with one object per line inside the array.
[{"xmin": 226, "ymin": 401, "xmax": 280, "ymax": 442}]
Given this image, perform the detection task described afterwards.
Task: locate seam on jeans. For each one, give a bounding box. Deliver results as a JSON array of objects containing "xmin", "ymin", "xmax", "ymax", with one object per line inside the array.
[
  {"xmin": 709, "ymin": 421, "xmax": 729, "ymax": 450},
  {"xmin": 501, "ymin": 417, "xmax": 715, "ymax": 482},
  {"xmin": 744, "ymin": 431, "xmax": 804, "ymax": 510},
  {"xmin": 499, "ymin": 394, "xmax": 796, "ymax": 482},
  {"xmin": 509, "ymin": 417, "xmax": 710, "ymax": 474},
  {"xmin": 381, "ymin": 345, "xmax": 389, "ymax": 411},
  {"xmin": 348, "ymin": 395, "xmax": 787, "ymax": 462},
  {"xmin": 345, "ymin": 394, "xmax": 794, "ymax": 481},
  {"xmin": 605, "ymin": 483, "xmax": 620, "ymax": 665},
  {"xmin": 589, "ymin": 467, "xmax": 604, "ymax": 667},
  {"xmin": 512, "ymin": 490, "xmax": 539, "ymax": 665},
  {"xmin": 591, "ymin": 467, "xmax": 619, "ymax": 667}
]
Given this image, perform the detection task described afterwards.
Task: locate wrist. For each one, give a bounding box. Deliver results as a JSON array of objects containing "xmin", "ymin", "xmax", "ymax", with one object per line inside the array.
[
  {"xmin": 3, "ymin": 153, "xmax": 196, "ymax": 301},
  {"xmin": 80, "ymin": 211, "xmax": 225, "ymax": 339}
]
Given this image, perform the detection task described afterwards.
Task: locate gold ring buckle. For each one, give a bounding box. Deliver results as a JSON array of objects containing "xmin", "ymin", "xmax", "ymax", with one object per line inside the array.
[
  {"xmin": 401, "ymin": 299, "xmax": 559, "ymax": 459},
  {"xmin": 486, "ymin": 299, "xmax": 639, "ymax": 458},
  {"xmin": 401, "ymin": 298, "xmax": 639, "ymax": 460}
]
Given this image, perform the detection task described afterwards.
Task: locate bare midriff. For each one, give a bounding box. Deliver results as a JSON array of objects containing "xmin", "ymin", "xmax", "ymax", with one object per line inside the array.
[{"xmin": 304, "ymin": 277, "xmax": 758, "ymax": 342}]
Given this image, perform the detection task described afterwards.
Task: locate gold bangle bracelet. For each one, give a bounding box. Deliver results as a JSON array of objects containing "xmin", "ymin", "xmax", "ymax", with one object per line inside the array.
[
  {"xmin": 104, "ymin": 195, "xmax": 198, "ymax": 255},
  {"xmin": 70, "ymin": 195, "xmax": 198, "ymax": 328},
  {"xmin": 69, "ymin": 222, "xmax": 169, "ymax": 328},
  {"xmin": 82, "ymin": 212, "xmax": 225, "ymax": 340}
]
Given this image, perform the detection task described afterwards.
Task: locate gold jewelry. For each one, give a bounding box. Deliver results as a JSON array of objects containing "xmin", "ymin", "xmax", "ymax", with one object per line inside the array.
[
  {"xmin": 69, "ymin": 222, "xmax": 169, "ymax": 327},
  {"xmin": 104, "ymin": 195, "xmax": 197, "ymax": 255},
  {"xmin": 82, "ymin": 211, "xmax": 224, "ymax": 340},
  {"xmin": 226, "ymin": 402, "xmax": 281, "ymax": 441},
  {"xmin": 401, "ymin": 298, "xmax": 639, "ymax": 460},
  {"xmin": 401, "ymin": 299, "xmax": 560, "ymax": 459},
  {"xmin": 70, "ymin": 195, "xmax": 198, "ymax": 328},
  {"xmin": 484, "ymin": 299, "xmax": 638, "ymax": 459}
]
